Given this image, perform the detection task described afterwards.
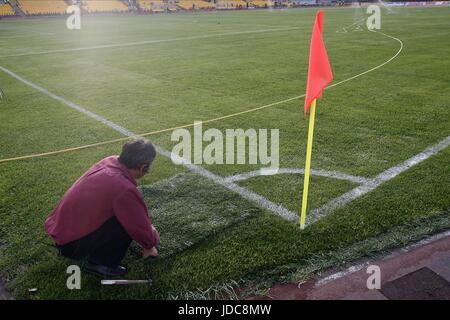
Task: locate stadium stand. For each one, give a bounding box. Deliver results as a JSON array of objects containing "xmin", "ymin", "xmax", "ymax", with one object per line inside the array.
[
  {"xmin": 82, "ymin": 0, "xmax": 129, "ymax": 14},
  {"xmin": 18, "ymin": 0, "xmax": 68, "ymax": 15},
  {"xmin": 250, "ymin": 0, "xmax": 270, "ymax": 8},
  {"xmin": 138, "ymin": 0, "xmax": 178, "ymax": 12},
  {"xmin": 0, "ymin": 2, "xmax": 15, "ymax": 16},
  {"xmin": 216, "ymin": 1, "xmax": 246, "ymax": 9},
  {"xmin": 177, "ymin": 1, "xmax": 215, "ymax": 10},
  {"xmin": 138, "ymin": 0, "xmax": 165, "ymax": 12}
]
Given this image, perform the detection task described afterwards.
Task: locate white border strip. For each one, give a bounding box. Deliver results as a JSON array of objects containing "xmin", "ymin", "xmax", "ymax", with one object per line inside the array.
[
  {"xmin": 225, "ymin": 168, "xmax": 371, "ymax": 184},
  {"xmin": 315, "ymin": 262, "xmax": 369, "ymax": 287},
  {"xmin": 315, "ymin": 230, "xmax": 450, "ymax": 287},
  {"xmin": 0, "ymin": 65, "xmax": 298, "ymax": 222}
]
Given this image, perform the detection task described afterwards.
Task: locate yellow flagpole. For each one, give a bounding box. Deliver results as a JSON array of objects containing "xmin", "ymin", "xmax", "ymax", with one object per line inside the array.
[{"xmin": 300, "ymin": 99, "xmax": 317, "ymax": 229}]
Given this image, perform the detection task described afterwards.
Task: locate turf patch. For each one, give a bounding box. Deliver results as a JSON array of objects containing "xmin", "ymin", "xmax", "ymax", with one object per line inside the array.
[{"xmin": 139, "ymin": 172, "xmax": 261, "ymax": 258}]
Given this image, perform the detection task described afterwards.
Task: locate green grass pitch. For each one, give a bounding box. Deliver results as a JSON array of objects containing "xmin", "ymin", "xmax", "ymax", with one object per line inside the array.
[{"xmin": 0, "ymin": 6, "xmax": 449, "ymax": 299}]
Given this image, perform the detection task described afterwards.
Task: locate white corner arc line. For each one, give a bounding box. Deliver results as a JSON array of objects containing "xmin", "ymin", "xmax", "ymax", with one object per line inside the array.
[
  {"xmin": 225, "ymin": 168, "xmax": 371, "ymax": 185},
  {"xmin": 0, "ymin": 65, "xmax": 298, "ymax": 222},
  {"xmin": 0, "ymin": 26, "xmax": 300, "ymax": 59},
  {"xmin": 307, "ymin": 135, "xmax": 450, "ymax": 226}
]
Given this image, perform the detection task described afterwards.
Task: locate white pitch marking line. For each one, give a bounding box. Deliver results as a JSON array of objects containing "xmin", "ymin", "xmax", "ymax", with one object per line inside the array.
[
  {"xmin": 398, "ymin": 229, "xmax": 450, "ymax": 254},
  {"xmin": 0, "ymin": 65, "xmax": 298, "ymax": 222},
  {"xmin": 307, "ymin": 135, "xmax": 450, "ymax": 226},
  {"xmin": 315, "ymin": 262, "xmax": 369, "ymax": 287},
  {"xmin": 0, "ymin": 28, "xmax": 432, "ymax": 225},
  {"xmin": 0, "ymin": 33, "xmax": 55, "ymax": 40},
  {"xmin": 225, "ymin": 168, "xmax": 371, "ymax": 185},
  {"xmin": 336, "ymin": 18, "xmax": 365, "ymax": 33},
  {"xmin": 314, "ymin": 230, "xmax": 450, "ymax": 287},
  {"xmin": 0, "ymin": 27, "xmax": 404, "ymax": 137},
  {"xmin": 0, "ymin": 26, "xmax": 301, "ymax": 59}
]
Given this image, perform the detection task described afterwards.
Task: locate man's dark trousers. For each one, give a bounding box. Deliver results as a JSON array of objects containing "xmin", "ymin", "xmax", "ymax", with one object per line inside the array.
[{"xmin": 57, "ymin": 217, "xmax": 132, "ymax": 267}]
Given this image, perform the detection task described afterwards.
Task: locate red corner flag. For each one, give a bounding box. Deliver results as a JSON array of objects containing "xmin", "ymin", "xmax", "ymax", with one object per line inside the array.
[{"xmin": 303, "ymin": 10, "xmax": 333, "ymax": 118}]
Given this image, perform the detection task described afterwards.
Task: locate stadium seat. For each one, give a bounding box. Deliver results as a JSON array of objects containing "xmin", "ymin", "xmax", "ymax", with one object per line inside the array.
[
  {"xmin": 216, "ymin": 1, "xmax": 246, "ymax": 10},
  {"xmin": 19, "ymin": 0, "xmax": 68, "ymax": 15},
  {"xmin": 177, "ymin": 1, "xmax": 215, "ymax": 10},
  {"xmin": 138, "ymin": 0, "xmax": 178, "ymax": 12},
  {"xmin": 0, "ymin": 3, "xmax": 15, "ymax": 16},
  {"xmin": 138, "ymin": 0, "xmax": 165, "ymax": 12},
  {"xmin": 83, "ymin": 0, "xmax": 129, "ymax": 14},
  {"xmin": 250, "ymin": 0, "xmax": 271, "ymax": 8}
]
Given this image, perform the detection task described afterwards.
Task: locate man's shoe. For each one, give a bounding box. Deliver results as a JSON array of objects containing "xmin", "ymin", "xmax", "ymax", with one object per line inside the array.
[{"xmin": 83, "ymin": 262, "xmax": 127, "ymax": 277}]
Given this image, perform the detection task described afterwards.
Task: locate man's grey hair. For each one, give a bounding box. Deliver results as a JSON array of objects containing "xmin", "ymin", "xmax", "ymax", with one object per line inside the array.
[{"xmin": 118, "ymin": 138, "xmax": 156, "ymax": 169}]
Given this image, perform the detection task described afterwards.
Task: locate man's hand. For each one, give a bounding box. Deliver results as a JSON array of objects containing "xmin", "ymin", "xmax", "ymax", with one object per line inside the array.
[
  {"xmin": 143, "ymin": 246, "xmax": 158, "ymax": 258},
  {"xmin": 142, "ymin": 225, "xmax": 160, "ymax": 258}
]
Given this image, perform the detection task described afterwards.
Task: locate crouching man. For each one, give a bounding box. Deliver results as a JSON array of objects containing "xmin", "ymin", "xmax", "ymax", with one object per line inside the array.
[{"xmin": 44, "ymin": 138, "xmax": 160, "ymax": 277}]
